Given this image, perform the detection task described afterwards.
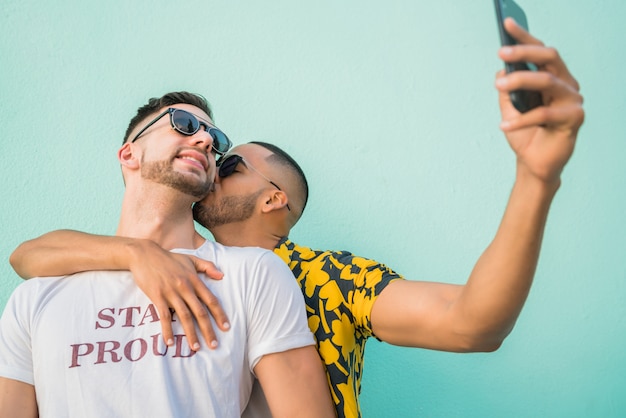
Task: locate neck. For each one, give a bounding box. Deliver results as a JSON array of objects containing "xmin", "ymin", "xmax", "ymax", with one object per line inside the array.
[
  {"xmin": 209, "ymin": 220, "xmax": 282, "ymax": 250},
  {"xmin": 117, "ymin": 183, "xmax": 198, "ymax": 250}
]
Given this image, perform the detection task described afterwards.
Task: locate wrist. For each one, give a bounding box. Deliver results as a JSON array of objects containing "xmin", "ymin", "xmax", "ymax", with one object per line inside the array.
[
  {"xmin": 123, "ymin": 238, "xmax": 158, "ymax": 270},
  {"xmin": 515, "ymin": 164, "xmax": 562, "ymax": 199}
]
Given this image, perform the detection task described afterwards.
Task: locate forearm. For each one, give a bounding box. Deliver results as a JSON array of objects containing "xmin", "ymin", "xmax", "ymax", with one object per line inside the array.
[
  {"xmin": 10, "ymin": 229, "xmax": 150, "ymax": 279},
  {"xmin": 455, "ymin": 168, "xmax": 559, "ymax": 346}
]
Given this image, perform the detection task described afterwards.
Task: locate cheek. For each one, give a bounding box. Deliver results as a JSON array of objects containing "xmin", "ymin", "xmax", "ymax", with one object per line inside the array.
[
  {"xmin": 207, "ymin": 166, "xmax": 217, "ymax": 182},
  {"xmin": 221, "ymin": 176, "xmax": 250, "ymax": 192}
]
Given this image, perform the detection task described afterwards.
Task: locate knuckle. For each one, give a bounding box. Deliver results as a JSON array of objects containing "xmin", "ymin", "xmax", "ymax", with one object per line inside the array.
[
  {"xmin": 177, "ymin": 310, "xmax": 193, "ymax": 320},
  {"xmin": 572, "ymin": 78, "xmax": 582, "ymax": 93},
  {"xmin": 576, "ymin": 91, "xmax": 584, "ymax": 105},
  {"xmin": 204, "ymin": 294, "xmax": 220, "ymax": 306},
  {"xmin": 173, "ymin": 277, "xmax": 192, "ymax": 290},
  {"xmin": 199, "ymin": 289, "xmax": 218, "ymax": 304},
  {"xmin": 573, "ymin": 106, "xmax": 585, "ymax": 125},
  {"xmin": 545, "ymin": 46, "xmax": 558, "ymax": 61},
  {"xmin": 189, "ymin": 273, "xmax": 203, "ymax": 284},
  {"xmin": 159, "ymin": 310, "xmax": 172, "ymax": 321},
  {"xmin": 195, "ymin": 309, "xmax": 211, "ymax": 320},
  {"xmin": 540, "ymin": 71, "xmax": 555, "ymax": 86}
]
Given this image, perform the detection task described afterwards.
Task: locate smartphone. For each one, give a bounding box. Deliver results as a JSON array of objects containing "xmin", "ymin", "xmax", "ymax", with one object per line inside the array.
[{"xmin": 493, "ymin": 0, "xmax": 543, "ymax": 113}]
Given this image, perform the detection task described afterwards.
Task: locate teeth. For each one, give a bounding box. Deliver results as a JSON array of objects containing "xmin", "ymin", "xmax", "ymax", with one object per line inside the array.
[
  {"xmin": 178, "ymin": 154, "xmax": 207, "ymax": 170},
  {"xmin": 180, "ymin": 156, "xmax": 204, "ymax": 168}
]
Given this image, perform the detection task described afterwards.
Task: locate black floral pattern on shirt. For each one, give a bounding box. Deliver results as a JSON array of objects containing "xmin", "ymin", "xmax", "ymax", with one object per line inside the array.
[{"xmin": 274, "ymin": 238, "xmax": 403, "ymax": 418}]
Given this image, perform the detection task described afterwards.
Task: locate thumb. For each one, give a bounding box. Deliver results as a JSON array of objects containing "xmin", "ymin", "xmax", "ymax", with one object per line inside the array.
[{"xmin": 190, "ymin": 255, "xmax": 224, "ymax": 280}]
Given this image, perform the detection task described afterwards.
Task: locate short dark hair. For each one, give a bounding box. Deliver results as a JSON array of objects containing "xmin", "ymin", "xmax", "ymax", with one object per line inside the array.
[
  {"xmin": 249, "ymin": 141, "xmax": 309, "ymax": 215},
  {"xmin": 122, "ymin": 92, "xmax": 213, "ymax": 145}
]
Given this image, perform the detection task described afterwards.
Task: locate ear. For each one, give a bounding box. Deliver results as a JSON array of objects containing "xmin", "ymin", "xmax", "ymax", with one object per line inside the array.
[
  {"xmin": 118, "ymin": 142, "xmax": 140, "ymax": 170},
  {"xmin": 261, "ymin": 189, "xmax": 290, "ymax": 214}
]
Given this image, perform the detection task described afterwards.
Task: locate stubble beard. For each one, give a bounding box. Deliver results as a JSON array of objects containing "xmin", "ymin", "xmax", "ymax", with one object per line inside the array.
[
  {"xmin": 193, "ymin": 190, "xmax": 263, "ymax": 229},
  {"xmin": 141, "ymin": 159, "xmax": 212, "ymax": 199}
]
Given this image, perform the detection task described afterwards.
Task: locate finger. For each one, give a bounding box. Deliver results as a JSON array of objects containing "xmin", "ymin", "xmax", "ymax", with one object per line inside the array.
[
  {"xmin": 499, "ymin": 45, "xmax": 577, "ymax": 89},
  {"xmin": 503, "ymin": 17, "xmax": 542, "ymax": 46},
  {"xmin": 500, "ymin": 18, "xmax": 579, "ymax": 92},
  {"xmin": 495, "ymin": 70, "xmax": 581, "ymax": 105},
  {"xmin": 183, "ymin": 296, "xmax": 220, "ymax": 349},
  {"xmin": 168, "ymin": 299, "xmax": 201, "ymax": 351},
  {"xmin": 180, "ymin": 259, "xmax": 228, "ymax": 331},
  {"xmin": 195, "ymin": 284, "xmax": 230, "ymax": 332},
  {"xmin": 499, "ymin": 44, "xmax": 555, "ymax": 67},
  {"xmin": 500, "ymin": 102, "xmax": 585, "ymax": 133},
  {"xmin": 495, "ymin": 69, "xmax": 520, "ymax": 120},
  {"xmin": 191, "ymin": 256, "xmax": 224, "ymax": 280},
  {"xmin": 155, "ymin": 302, "xmax": 175, "ymax": 347}
]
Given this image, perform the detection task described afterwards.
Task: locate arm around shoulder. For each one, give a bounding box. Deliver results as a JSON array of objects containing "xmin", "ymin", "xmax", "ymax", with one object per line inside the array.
[{"xmin": 9, "ymin": 229, "xmax": 139, "ymax": 279}]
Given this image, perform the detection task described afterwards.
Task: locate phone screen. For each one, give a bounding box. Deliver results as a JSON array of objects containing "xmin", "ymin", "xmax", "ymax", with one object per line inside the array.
[{"xmin": 493, "ymin": 0, "xmax": 542, "ymax": 112}]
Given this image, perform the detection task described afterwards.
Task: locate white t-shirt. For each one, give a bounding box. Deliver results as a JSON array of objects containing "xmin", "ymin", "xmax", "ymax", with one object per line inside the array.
[{"xmin": 0, "ymin": 241, "xmax": 314, "ymax": 418}]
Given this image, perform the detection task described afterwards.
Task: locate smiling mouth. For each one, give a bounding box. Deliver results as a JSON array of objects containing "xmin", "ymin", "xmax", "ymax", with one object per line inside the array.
[{"xmin": 177, "ymin": 155, "xmax": 207, "ymax": 171}]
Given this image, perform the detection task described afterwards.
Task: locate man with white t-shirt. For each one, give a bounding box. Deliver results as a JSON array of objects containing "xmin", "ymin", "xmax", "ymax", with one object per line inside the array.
[{"xmin": 0, "ymin": 92, "xmax": 334, "ymax": 418}]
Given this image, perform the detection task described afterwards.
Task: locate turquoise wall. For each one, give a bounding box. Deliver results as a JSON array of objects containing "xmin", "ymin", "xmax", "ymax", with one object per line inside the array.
[{"xmin": 1, "ymin": 1, "xmax": 624, "ymax": 416}]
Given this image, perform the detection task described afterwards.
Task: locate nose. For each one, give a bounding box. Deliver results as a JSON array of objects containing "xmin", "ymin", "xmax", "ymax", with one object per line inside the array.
[{"xmin": 189, "ymin": 129, "xmax": 214, "ymax": 154}]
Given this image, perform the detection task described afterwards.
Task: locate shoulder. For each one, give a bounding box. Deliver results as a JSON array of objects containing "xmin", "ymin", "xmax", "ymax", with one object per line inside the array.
[
  {"xmin": 190, "ymin": 240, "xmax": 295, "ymax": 285},
  {"xmin": 2, "ymin": 271, "xmax": 135, "ymax": 321},
  {"xmin": 7, "ymin": 271, "xmax": 136, "ymax": 303},
  {"xmin": 192, "ymin": 240, "xmax": 280, "ymax": 265},
  {"xmin": 8, "ymin": 275, "xmax": 72, "ymax": 300},
  {"xmin": 280, "ymin": 239, "xmax": 378, "ymax": 269},
  {"xmin": 280, "ymin": 240, "xmax": 404, "ymax": 289}
]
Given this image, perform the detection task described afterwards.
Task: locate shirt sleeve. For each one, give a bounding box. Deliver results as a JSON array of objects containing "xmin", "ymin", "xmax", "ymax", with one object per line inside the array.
[
  {"xmin": 245, "ymin": 252, "xmax": 315, "ymax": 372},
  {"xmin": 0, "ymin": 282, "xmax": 36, "ymax": 385},
  {"xmin": 332, "ymin": 251, "xmax": 405, "ymax": 338}
]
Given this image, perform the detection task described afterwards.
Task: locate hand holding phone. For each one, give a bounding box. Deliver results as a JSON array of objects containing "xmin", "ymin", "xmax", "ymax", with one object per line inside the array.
[{"xmin": 493, "ymin": 0, "xmax": 543, "ymax": 113}]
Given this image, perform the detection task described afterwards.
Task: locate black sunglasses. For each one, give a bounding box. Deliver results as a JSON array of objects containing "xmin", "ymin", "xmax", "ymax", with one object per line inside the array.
[
  {"xmin": 218, "ymin": 154, "xmax": 291, "ymax": 211},
  {"xmin": 131, "ymin": 108, "xmax": 232, "ymax": 156}
]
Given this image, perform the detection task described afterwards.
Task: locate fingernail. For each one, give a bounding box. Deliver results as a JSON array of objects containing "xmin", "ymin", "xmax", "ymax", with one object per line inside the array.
[
  {"xmin": 501, "ymin": 46, "xmax": 513, "ymax": 56},
  {"xmin": 193, "ymin": 342, "xmax": 201, "ymax": 351},
  {"xmin": 495, "ymin": 78, "xmax": 507, "ymax": 88},
  {"xmin": 500, "ymin": 120, "xmax": 511, "ymax": 129},
  {"xmin": 222, "ymin": 322, "xmax": 230, "ymax": 330},
  {"xmin": 210, "ymin": 340, "xmax": 218, "ymax": 349},
  {"xmin": 167, "ymin": 339, "xmax": 174, "ymax": 346}
]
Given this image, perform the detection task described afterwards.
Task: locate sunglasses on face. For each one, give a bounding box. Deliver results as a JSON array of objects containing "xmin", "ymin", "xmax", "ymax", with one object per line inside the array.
[
  {"xmin": 131, "ymin": 108, "xmax": 232, "ymax": 156},
  {"xmin": 217, "ymin": 154, "xmax": 291, "ymax": 211}
]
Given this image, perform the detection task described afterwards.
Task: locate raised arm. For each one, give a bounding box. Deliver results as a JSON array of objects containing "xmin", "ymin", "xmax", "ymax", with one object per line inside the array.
[
  {"xmin": 370, "ymin": 19, "xmax": 584, "ymax": 352},
  {"xmin": 10, "ymin": 230, "xmax": 230, "ymax": 351},
  {"xmin": 255, "ymin": 346, "xmax": 336, "ymax": 418}
]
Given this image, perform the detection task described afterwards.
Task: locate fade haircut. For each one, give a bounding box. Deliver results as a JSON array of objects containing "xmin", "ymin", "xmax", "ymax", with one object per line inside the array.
[
  {"xmin": 249, "ymin": 141, "xmax": 309, "ymax": 216},
  {"xmin": 122, "ymin": 92, "xmax": 213, "ymax": 145}
]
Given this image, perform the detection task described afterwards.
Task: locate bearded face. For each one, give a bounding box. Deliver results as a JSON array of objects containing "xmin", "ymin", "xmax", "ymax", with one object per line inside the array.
[
  {"xmin": 141, "ymin": 151, "xmax": 212, "ymax": 199},
  {"xmin": 193, "ymin": 189, "xmax": 263, "ymax": 229}
]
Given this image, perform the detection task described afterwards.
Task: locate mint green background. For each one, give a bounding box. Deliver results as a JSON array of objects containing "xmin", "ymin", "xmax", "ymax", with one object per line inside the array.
[{"xmin": 1, "ymin": 1, "xmax": 624, "ymax": 417}]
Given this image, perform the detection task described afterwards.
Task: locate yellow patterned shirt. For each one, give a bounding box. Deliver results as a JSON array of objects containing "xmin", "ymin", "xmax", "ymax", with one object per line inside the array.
[{"xmin": 273, "ymin": 238, "xmax": 404, "ymax": 418}]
